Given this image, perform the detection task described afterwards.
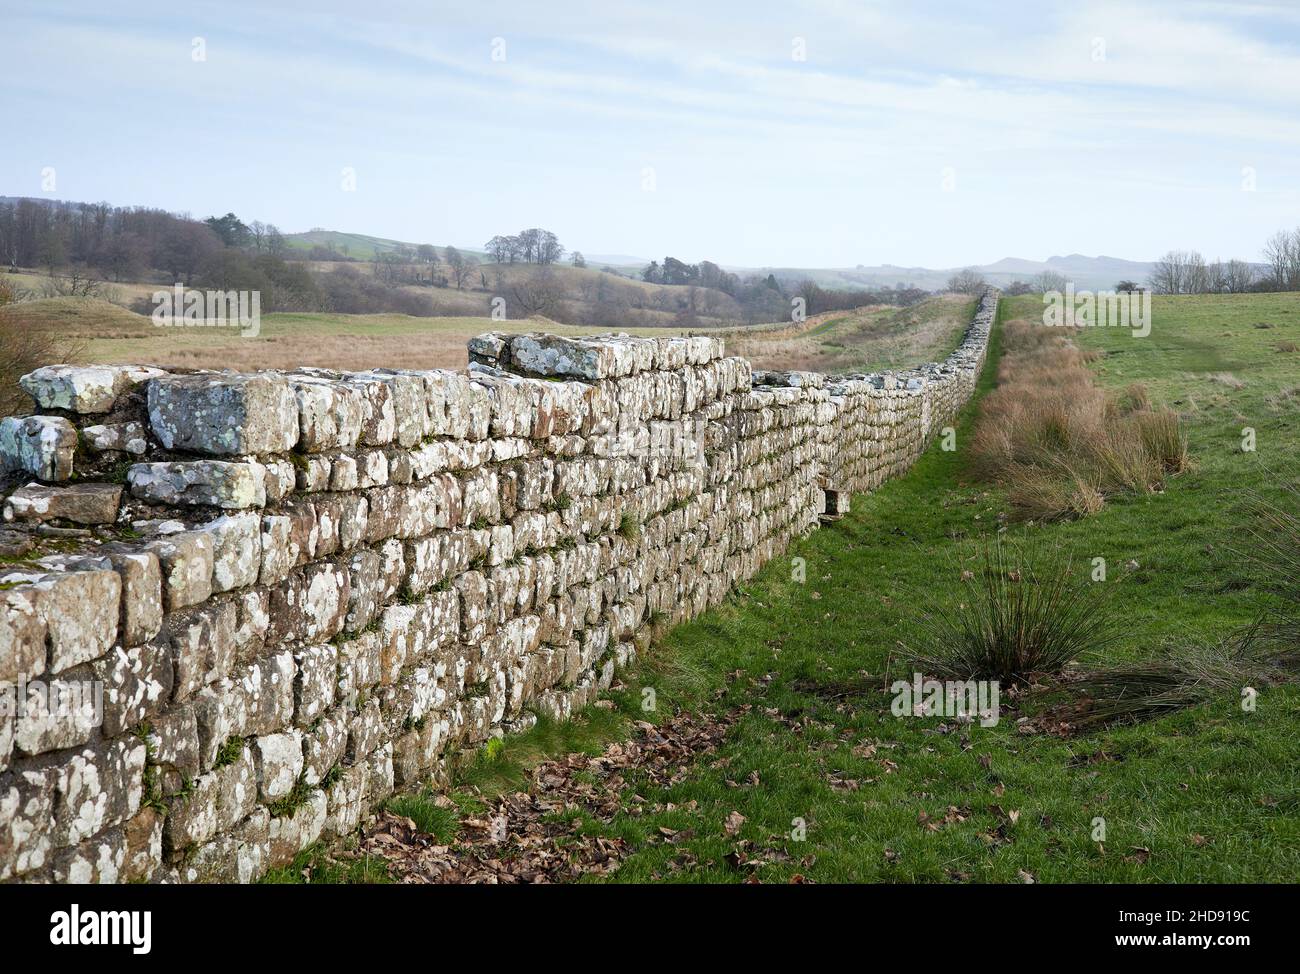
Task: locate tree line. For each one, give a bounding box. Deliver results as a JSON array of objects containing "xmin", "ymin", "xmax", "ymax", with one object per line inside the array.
[
  {"xmin": 0, "ymin": 197, "xmax": 291, "ymax": 283},
  {"xmin": 1147, "ymin": 227, "xmax": 1300, "ymax": 295},
  {"xmin": 0, "ymin": 198, "xmax": 438, "ymax": 315}
]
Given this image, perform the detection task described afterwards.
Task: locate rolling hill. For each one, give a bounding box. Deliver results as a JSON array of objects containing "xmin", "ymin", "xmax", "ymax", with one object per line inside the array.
[{"xmin": 284, "ymin": 227, "xmax": 1168, "ymax": 291}]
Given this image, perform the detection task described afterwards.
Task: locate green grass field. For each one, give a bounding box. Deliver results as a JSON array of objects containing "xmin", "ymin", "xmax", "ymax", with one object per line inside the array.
[{"xmin": 392, "ymin": 291, "xmax": 1299, "ymax": 885}]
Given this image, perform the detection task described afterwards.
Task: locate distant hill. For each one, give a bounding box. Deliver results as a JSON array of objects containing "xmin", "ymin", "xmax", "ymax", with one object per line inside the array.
[
  {"xmin": 286, "ymin": 228, "xmax": 1166, "ymax": 291},
  {"xmin": 0, "ymin": 195, "xmax": 1245, "ymax": 293},
  {"xmin": 283, "ymin": 230, "xmax": 489, "ymax": 262},
  {"xmin": 732, "ymin": 255, "xmax": 1165, "ymax": 292}
]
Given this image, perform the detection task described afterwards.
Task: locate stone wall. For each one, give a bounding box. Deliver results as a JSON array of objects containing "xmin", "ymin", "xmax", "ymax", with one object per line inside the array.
[{"xmin": 0, "ymin": 289, "xmax": 995, "ymax": 883}]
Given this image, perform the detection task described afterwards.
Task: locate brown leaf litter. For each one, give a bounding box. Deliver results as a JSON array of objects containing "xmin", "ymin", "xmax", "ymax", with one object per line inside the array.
[{"xmin": 353, "ymin": 706, "xmax": 742, "ymax": 883}]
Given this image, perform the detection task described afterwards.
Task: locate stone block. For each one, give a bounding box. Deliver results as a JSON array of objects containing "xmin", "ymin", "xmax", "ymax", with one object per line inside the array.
[
  {"xmin": 200, "ymin": 512, "xmax": 262, "ymax": 592},
  {"xmin": 54, "ymin": 737, "xmax": 147, "ymax": 847},
  {"xmin": 128, "ymin": 460, "xmax": 266, "ymax": 509},
  {"xmin": 163, "ymin": 744, "xmax": 256, "ymax": 851},
  {"xmin": 80, "ymin": 421, "xmax": 148, "ymax": 455},
  {"xmin": 147, "ymin": 373, "xmax": 299, "ymax": 455},
  {"xmin": 146, "ymin": 530, "xmax": 213, "ymax": 611},
  {"xmin": 0, "ymin": 567, "xmax": 120, "ymax": 672},
  {"xmin": 3, "ymin": 482, "xmax": 122, "ymax": 525},
  {"xmin": 20, "ymin": 365, "xmax": 165, "ymax": 414},
  {"xmin": 0, "ymin": 767, "xmax": 57, "ymax": 880},
  {"xmin": 0, "ymin": 415, "xmax": 77, "ymax": 481},
  {"xmin": 253, "ymin": 730, "xmax": 305, "ymax": 801}
]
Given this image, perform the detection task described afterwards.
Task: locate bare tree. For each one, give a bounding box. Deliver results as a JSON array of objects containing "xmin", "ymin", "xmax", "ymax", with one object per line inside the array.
[
  {"xmin": 946, "ymin": 268, "xmax": 986, "ymax": 294},
  {"xmin": 444, "ymin": 246, "xmax": 476, "ymax": 289},
  {"xmin": 509, "ymin": 269, "xmax": 563, "ymax": 317},
  {"xmin": 1209, "ymin": 258, "xmax": 1255, "ymax": 293},
  {"xmin": 1262, "ymin": 228, "xmax": 1300, "ymax": 290},
  {"xmin": 1149, "ymin": 250, "xmax": 1211, "ymax": 294},
  {"xmin": 97, "ymin": 232, "xmax": 146, "ymax": 282},
  {"xmin": 484, "ymin": 236, "xmax": 511, "ymax": 263},
  {"xmin": 266, "ymin": 225, "xmax": 287, "ymax": 257},
  {"xmin": 1033, "ymin": 270, "xmax": 1067, "ymax": 293},
  {"xmin": 40, "ymin": 267, "xmax": 105, "ymax": 298}
]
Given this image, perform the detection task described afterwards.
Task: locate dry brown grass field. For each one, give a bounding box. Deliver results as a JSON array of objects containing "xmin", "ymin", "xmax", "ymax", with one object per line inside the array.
[
  {"xmin": 0, "ymin": 297, "xmax": 719, "ymax": 373},
  {"xmin": 0, "ymin": 288, "xmax": 973, "ymax": 378},
  {"xmin": 722, "ymin": 294, "xmax": 976, "ymax": 373}
]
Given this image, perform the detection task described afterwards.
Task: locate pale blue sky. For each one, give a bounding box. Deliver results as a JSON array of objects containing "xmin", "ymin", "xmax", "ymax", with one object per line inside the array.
[{"xmin": 5, "ymin": 0, "xmax": 1300, "ymax": 268}]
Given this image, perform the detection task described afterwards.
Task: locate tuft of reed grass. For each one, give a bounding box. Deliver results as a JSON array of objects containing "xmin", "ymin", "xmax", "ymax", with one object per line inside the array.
[
  {"xmin": 968, "ymin": 319, "xmax": 1188, "ymax": 520},
  {"xmin": 1208, "ymin": 372, "xmax": 1245, "ymax": 389},
  {"xmin": 907, "ymin": 540, "xmax": 1120, "ymax": 683},
  {"xmin": 1111, "ymin": 382, "xmax": 1151, "ymax": 416},
  {"xmin": 1245, "ymin": 482, "xmax": 1300, "ymax": 652}
]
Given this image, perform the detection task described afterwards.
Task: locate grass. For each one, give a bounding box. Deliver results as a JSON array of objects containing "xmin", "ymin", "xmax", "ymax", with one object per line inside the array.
[
  {"xmin": 385, "ymin": 790, "xmax": 466, "ymax": 843},
  {"xmin": 421, "ymin": 289, "xmax": 1300, "ymax": 883},
  {"xmin": 2, "ymin": 261, "xmax": 757, "ymax": 373},
  {"xmin": 452, "ymin": 709, "xmax": 633, "ymax": 797},
  {"xmin": 6, "ymin": 289, "xmax": 977, "ymax": 378},
  {"xmin": 260, "ymin": 842, "xmax": 393, "ymax": 884},
  {"xmin": 1039, "ymin": 626, "xmax": 1286, "ymax": 731},
  {"xmin": 80, "ymin": 306, "xmax": 668, "ymax": 373}
]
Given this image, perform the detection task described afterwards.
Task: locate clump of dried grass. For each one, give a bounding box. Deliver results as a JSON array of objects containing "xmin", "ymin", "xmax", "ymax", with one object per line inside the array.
[
  {"xmin": 969, "ymin": 319, "xmax": 1189, "ymax": 520},
  {"xmin": 1208, "ymin": 372, "xmax": 1245, "ymax": 389},
  {"xmin": 1042, "ymin": 626, "xmax": 1282, "ymax": 731}
]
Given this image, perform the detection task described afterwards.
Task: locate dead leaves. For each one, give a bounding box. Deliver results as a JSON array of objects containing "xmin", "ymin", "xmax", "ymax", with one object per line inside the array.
[
  {"xmin": 917, "ymin": 805, "xmax": 970, "ymax": 832},
  {"xmin": 353, "ymin": 706, "xmax": 740, "ymax": 884},
  {"xmin": 724, "ymin": 810, "xmax": 747, "ymax": 836}
]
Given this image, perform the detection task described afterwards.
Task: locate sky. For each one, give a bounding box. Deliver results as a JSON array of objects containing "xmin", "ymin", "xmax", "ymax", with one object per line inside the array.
[{"xmin": 5, "ymin": 0, "xmax": 1300, "ymax": 269}]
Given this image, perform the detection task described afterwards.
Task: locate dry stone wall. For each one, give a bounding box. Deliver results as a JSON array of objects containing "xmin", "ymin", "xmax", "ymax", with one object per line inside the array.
[{"xmin": 0, "ymin": 289, "xmax": 996, "ymax": 883}]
